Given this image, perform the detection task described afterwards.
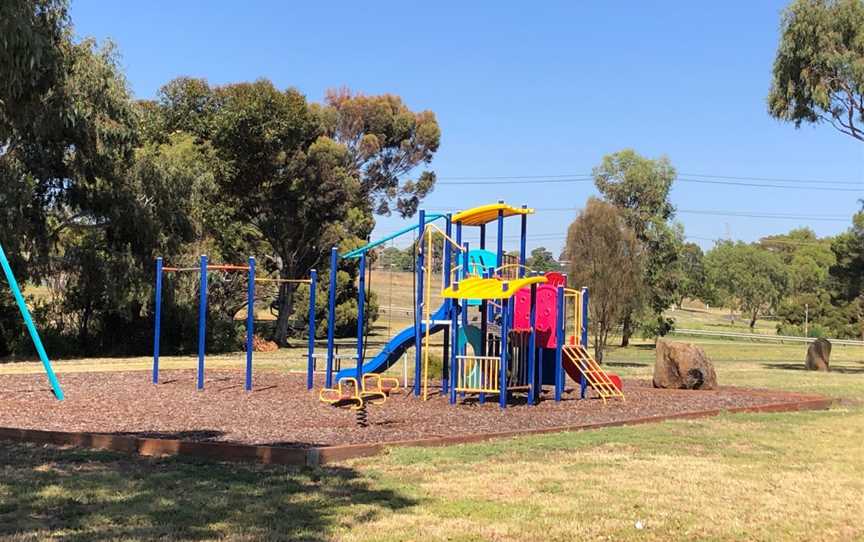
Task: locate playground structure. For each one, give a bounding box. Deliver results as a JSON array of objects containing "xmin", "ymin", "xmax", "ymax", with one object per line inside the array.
[
  {"xmin": 146, "ymin": 200, "xmax": 623, "ymax": 410},
  {"xmin": 151, "ymin": 255, "xmax": 317, "ymax": 391},
  {"xmin": 318, "ymin": 201, "xmax": 625, "ymax": 409}
]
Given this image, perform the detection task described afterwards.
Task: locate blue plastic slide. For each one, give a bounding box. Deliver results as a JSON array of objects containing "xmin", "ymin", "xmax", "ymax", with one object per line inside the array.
[{"xmin": 335, "ymin": 302, "xmax": 451, "ymax": 382}]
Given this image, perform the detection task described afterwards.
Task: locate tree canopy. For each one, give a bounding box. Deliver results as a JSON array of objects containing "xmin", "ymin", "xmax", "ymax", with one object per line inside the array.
[
  {"xmin": 704, "ymin": 241, "xmax": 789, "ymax": 330},
  {"xmin": 768, "ymin": 0, "xmax": 864, "ymax": 141},
  {"xmin": 592, "ymin": 149, "xmax": 683, "ymax": 341},
  {"xmin": 0, "ymin": 0, "xmax": 440, "ymax": 355},
  {"xmin": 565, "ymin": 199, "xmax": 643, "ymax": 361}
]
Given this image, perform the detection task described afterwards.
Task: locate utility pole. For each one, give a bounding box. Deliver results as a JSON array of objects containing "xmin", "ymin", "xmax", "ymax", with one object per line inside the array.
[{"xmin": 804, "ymin": 303, "xmax": 809, "ymax": 337}]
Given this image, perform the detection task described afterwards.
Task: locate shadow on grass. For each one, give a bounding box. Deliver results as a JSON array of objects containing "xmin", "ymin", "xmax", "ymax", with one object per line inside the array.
[
  {"xmin": 761, "ymin": 363, "xmax": 864, "ymax": 375},
  {"xmin": 0, "ymin": 440, "xmax": 415, "ymax": 540}
]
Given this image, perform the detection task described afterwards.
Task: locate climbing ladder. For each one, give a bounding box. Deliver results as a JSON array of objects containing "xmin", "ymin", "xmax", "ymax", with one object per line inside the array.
[{"xmin": 562, "ymin": 344, "xmax": 625, "ymax": 403}]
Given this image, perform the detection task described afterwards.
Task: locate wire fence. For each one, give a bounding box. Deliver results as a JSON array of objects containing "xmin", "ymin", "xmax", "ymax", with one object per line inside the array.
[{"xmin": 670, "ymin": 328, "xmax": 864, "ymax": 347}]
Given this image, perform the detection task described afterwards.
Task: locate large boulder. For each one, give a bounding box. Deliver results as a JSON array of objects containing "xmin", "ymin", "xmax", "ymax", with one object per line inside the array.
[
  {"xmin": 805, "ymin": 338, "xmax": 831, "ymax": 371},
  {"xmin": 653, "ymin": 340, "xmax": 718, "ymax": 390}
]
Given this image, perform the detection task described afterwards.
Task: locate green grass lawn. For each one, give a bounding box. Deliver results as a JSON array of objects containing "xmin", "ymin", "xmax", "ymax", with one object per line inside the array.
[
  {"xmin": 2, "ymin": 279, "xmax": 862, "ymax": 540},
  {"xmin": 0, "ymin": 346, "xmax": 862, "ymax": 540}
]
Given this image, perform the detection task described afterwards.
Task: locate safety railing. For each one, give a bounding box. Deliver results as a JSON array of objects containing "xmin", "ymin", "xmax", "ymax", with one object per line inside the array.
[
  {"xmin": 454, "ymin": 355, "xmax": 500, "ymax": 393},
  {"xmin": 563, "ymin": 288, "xmax": 583, "ymax": 345}
]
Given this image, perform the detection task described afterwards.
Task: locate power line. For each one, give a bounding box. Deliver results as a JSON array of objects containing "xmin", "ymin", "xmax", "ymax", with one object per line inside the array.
[
  {"xmin": 679, "ymin": 173, "xmax": 863, "ymax": 186},
  {"xmin": 438, "ymin": 172, "xmax": 863, "ymax": 186},
  {"xmin": 437, "ymin": 177, "xmax": 593, "ymax": 186},
  {"xmin": 437, "ymin": 177, "xmax": 862, "ymax": 191},
  {"xmin": 422, "ymin": 206, "xmax": 851, "ymax": 222},
  {"xmin": 676, "ymin": 178, "xmax": 861, "ymax": 192}
]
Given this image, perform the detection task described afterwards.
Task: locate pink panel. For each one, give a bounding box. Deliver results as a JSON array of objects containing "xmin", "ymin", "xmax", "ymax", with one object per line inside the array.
[{"xmin": 513, "ymin": 284, "xmax": 560, "ymax": 349}]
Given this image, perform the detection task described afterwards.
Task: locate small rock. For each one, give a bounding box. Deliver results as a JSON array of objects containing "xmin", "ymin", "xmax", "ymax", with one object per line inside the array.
[
  {"xmin": 805, "ymin": 338, "xmax": 831, "ymax": 372},
  {"xmin": 653, "ymin": 340, "xmax": 717, "ymax": 390}
]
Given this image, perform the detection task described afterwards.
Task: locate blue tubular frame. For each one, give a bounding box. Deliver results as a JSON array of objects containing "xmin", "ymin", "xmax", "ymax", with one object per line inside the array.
[
  {"xmin": 554, "ymin": 285, "xmax": 564, "ymax": 401},
  {"xmin": 462, "ymin": 244, "xmax": 477, "ymax": 403},
  {"xmin": 356, "ymin": 251, "xmax": 366, "ymax": 384},
  {"xmin": 449, "ymin": 266, "xmax": 460, "ymax": 405},
  {"xmin": 245, "ymin": 257, "xmax": 256, "ymax": 391},
  {"xmin": 580, "ymin": 286, "xmax": 590, "ymax": 399},
  {"xmin": 413, "ymin": 210, "xmax": 425, "ymax": 396},
  {"xmin": 152, "ymin": 257, "xmax": 163, "ymax": 384},
  {"xmin": 496, "ymin": 203, "xmax": 504, "ymax": 278},
  {"xmin": 519, "ymin": 206, "xmax": 527, "ymax": 278},
  {"xmin": 528, "ymin": 283, "xmax": 537, "ymax": 405},
  {"xmin": 441, "ymin": 214, "xmax": 452, "ymax": 393},
  {"xmin": 197, "ymin": 255, "xmax": 208, "ymax": 390},
  {"xmin": 479, "ymin": 225, "xmax": 487, "ymax": 358},
  {"xmin": 0, "ymin": 244, "xmax": 64, "ymax": 400},
  {"xmin": 307, "ymin": 269, "xmax": 317, "ymax": 390},
  {"xmin": 325, "ymin": 247, "xmax": 337, "ymax": 388},
  {"xmin": 499, "ymin": 293, "xmax": 509, "ymax": 409},
  {"xmin": 342, "ymin": 214, "xmax": 445, "ymax": 259}
]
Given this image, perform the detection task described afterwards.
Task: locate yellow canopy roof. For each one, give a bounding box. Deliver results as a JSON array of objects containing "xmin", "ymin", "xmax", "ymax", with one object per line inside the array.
[
  {"xmin": 441, "ymin": 276, "xmax": 548, "ymax": 300},
  {"xmin": 451, "ymin": 203, "xmax": 534, "ymax": 226}
]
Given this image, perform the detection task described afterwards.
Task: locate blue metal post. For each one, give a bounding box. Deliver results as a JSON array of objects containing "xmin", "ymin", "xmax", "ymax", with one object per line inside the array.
[
  {"xmin": 356, "ymin": 251, "xmax": 366, "ymax": 385},
  {"xmin": 441, "ymin": 214, "xmax": 452, "ymax": 393},
  {"xmin": 500, "ymin": 294, "xmax": 509, "ymax": 409},
  {"xmin": 307, "ymin": 269, "xmax": 317, "ymax": 390},
  {"xmin": 414, "ymin": 210, "xmax": 425, "ymax": 396},
  {"xmin": 449, "ymin": 295, "xmax": 459, "ymax": 405},
  {"xmin": 480, "ymin": 269, "xmax": 489, "ymax": 357},
  {"xmin": 460, "ymin": 243, "xmax": 470, "ymax": 351},
  {"xmin": 519, "ymin": 206, "xmax": 527, "ymax": 278},
  {"xmin": 325, "ymin": 247, "xmax": 337, "ymax": 388},
  {"xmin": 197, "ymin": 255, "xmax": 208, "ymax": 391},
  {"xmin": 528, "ymin": 283, "xmax": 537, "ymax": 405},
  {"xmin": 580, "ymin": 286, "xmax": 590, "ymax": 399},
  {"xmin": 0, "ymin": 244, "xmax": 64, "ymax": 400},
  {"xmin": 245, "ymin": 257, "xmax": 255, "ymax": 391},
  {"xmin": 152, "ymin": 257, "xmax": 163, "ymax": 384},
  {"xmin": 496, "ymin": 203, "xmax": 504, "ymax": 277},
  {"xmin": 554, "ymin": 285, "xmax": 565, "ymax": 401}
]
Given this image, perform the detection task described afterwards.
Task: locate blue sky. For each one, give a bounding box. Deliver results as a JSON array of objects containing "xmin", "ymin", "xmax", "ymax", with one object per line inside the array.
[{"xmin": 71, "ymin": 0, "xmax": 863, "ymax": 256}]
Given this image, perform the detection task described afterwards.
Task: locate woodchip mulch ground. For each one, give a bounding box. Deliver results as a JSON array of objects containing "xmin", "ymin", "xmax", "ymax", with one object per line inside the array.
[{"xmin": 0, "ymin": 369, "xmax": 814, "ymax": 448}]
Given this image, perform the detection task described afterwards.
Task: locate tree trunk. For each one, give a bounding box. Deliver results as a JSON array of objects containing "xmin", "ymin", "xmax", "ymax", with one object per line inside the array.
[
  {"xmin": 594, "ymin": 327, "xmax": 603, "ymax": 363},
  {"xmin": 749, "ymin": 312, "xmax": 757, "ymax": 331},
  {"xmin": 274, "ymin": 282, "xmax": 297, "ymax": 346},
  {"xmin": 620, "ymin": 312, "xmax": 633, "ymax": 347},
  {"xmin": 79, "ymin": 304, "xmax": 92, "ymax": 351}
]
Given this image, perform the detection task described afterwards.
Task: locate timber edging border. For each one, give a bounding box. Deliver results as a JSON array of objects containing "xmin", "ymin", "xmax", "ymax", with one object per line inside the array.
[{"xmin": 0, "ymin": 393, "xmax": 834, "ymax": 466}]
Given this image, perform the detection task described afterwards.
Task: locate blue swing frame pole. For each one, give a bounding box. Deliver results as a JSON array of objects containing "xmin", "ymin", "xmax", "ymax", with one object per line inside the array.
[
  {"xmin": 325, "ymin": 247, "xmax": 338, "ymax": 388},
  {"xmin": 307, "ymin": 269, "xmax": 317, "ymax": 390},
  {"xmin": 244, "ymin": 257, "xmax": 256, "ymax": 392},
  {"xmin": 197, "ymin": 255, "xmax": 208, "ymax": 391},
  {"xmin": 0, "ymin": 244, "xmax": 64, "ymax": 400},
  {"xmin": 413, "ymin": 210, "xmax": 425, "ymax": 397},
  {"xmin": 356, "ymin": 251, "xmax": 366, "ymax": 385},
  {"xmin": 152, "ymin": 257, "xmax": 163, "ymax": 384}
]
